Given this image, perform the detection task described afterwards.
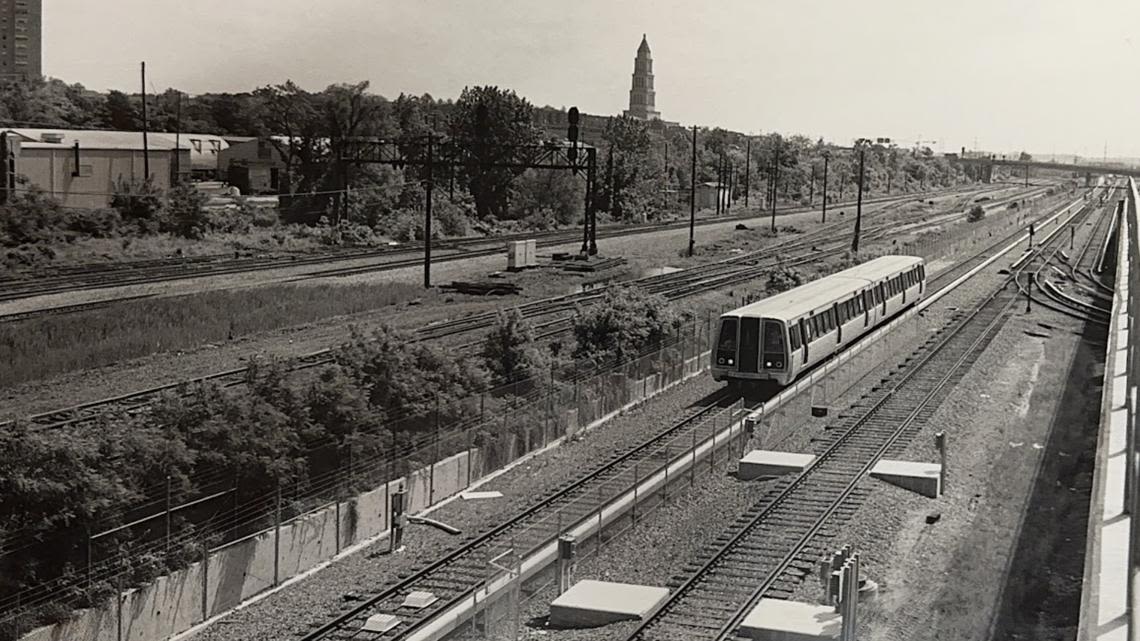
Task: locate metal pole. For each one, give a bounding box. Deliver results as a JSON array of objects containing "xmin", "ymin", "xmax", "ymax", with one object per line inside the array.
[
  {"xmin": 822, "ymin": 155, "xmax": 829, "ymax": 223},
  {"xmin": 165, "ymin": 474, "xmax": 172, "ymax": 556},
  {"xmin": 140, "ymin": 61, "xmax": 149, "ymax": 180},
  {"xmin": 852, "ymin": 147, "xmax": 865, "ymax": 253},
  {"xmin": 715, "ymin": 155, "xmax": 723, "ymax": 217},
  {"xmin": 770, "ymin": 142, "xmax": 780, "ymax": 232},
  {"xmin": 744, "ymin": 137, "xmax": 751, "ymax": 208},
  {"xmin": 424, "ymin": 133, "xmax": 434, "ymax": 288},
  {"xmin": 589, "ymin": 148, "xmax": 598, "ymax": 255},
  {"xmin": 688, "ymin": 125, "xmax": 697, "ymax": 257}
]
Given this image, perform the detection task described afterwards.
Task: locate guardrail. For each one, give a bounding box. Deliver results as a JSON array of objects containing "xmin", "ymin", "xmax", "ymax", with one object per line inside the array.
[{"xmin": 1078, "ymin": 178, "xmax": 1135, "ymax": 641}]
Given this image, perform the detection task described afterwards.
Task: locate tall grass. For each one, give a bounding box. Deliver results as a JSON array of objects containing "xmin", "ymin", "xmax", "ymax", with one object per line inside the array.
[{"xmin": 0, "ymin": 281, "xmax": 424, "ymax": 389}]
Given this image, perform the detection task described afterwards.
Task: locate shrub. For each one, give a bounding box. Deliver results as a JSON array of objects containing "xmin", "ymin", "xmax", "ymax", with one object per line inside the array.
[
  {"xmin": 766, "ymin": 266, "xmax": 805, "ymax": 293},
  {"xmin": 967, "ymin": 205, "xmax": 985, "ymax": 223},
  {"xmin": 63, "ymin": 208, "xmax": 121, "ymax": 237},
  {"xmin": 110, "ymin": 177, "xmax": 164, "ymax": 230},
  {"xmin": 481, "ymin": 309, "xmax": 545, "ymax": 386},
  {"xmin": 165, "ymin": 183, "xmax": 211, "ymax": 238},
  {"xmin": 572, "ymin": 284, "xmax": 683, "ymax": 362}
]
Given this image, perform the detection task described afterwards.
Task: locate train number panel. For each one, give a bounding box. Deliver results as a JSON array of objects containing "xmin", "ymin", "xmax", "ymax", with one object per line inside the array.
[{"xmin": 711, "ymin": 255, "xmax": 926, "ymax": 388}]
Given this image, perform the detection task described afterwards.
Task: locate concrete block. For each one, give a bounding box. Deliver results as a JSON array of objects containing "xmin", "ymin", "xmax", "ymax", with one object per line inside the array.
[
  {"xmin": 549, "ymin": 580, "xmax": 670, "ymax": 628},
  {"xmin": 738, "ymin": 598, "xmax": 841, "ymax": 640},
  {"xmin": 738, "ymin": 450, "xmax": 816, "ymax": 481},
  {"xmin": 362, "ymin": 613, "xmax": 401, "ymax": 633},
  {"xmin": 870, "ymin": 459, "xmax": 942, "ymax": 498}
]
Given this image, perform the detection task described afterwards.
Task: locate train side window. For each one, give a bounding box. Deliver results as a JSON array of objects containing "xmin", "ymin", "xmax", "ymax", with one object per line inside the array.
[
  {"xmin": 826, "ymin": 310, "xmax": 835, "ymax": 330},
  {"xmin": 805, "ymin": 319, "xmax": 815, "ymax": 341},
  {"xmin": 920, "ymin": 265, "xmax": 926, "ymax": 281},
  {"xmin": 790, "ymin": 325, "xmax": 801, "ymax": 350}
]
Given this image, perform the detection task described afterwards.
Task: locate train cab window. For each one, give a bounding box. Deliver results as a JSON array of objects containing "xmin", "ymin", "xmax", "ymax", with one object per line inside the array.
[
  {"xmin": 716, "ymin": 318, "xmax": 739, "ymax": 352},
  {"xmin": 763, "ymin": 320, "xmax": 786, "ymax": 353}
]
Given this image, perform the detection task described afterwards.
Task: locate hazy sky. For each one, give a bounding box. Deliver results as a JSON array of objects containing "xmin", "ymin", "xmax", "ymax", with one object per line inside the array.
[{"xmin": 47, "ymin": 0, "xmax": 1140, "ymax": 157}]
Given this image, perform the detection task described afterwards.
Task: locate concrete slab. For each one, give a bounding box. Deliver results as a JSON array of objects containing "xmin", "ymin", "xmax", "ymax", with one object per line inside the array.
[
  {"xmin": 460, "ymin": 490, "xmax": 503, "ymax": 500},
  {"xmin": 401, "ymin": 590, "xmax": 438, "ymax": 609},
  {"xmin": 870, "ymin": 459, "xmax": 942, "ymax": 498},
  {"xmin": 549, "ymin": 580, "xmax": 670, "ymax": 628},
  {"xmin": 739, "ymin": 450, "xmax": 816, "ymax": 481},
  {"xmin": 362, "ymin": 613, "xmax": 400, "ymax": 633},
  {"xmin": 738, "ymin": 598, "xmax": 841, "ymax": 641}
]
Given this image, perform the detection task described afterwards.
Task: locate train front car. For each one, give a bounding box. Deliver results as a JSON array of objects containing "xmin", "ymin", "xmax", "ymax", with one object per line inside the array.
[{"xmin": 710, "ymin": 313, "xmax": 792, "ymax": 387}]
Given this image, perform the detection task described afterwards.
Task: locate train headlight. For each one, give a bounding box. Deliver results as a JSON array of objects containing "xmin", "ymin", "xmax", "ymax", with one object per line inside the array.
[
  {"xmin": 776, "ymin": 361, "xmax": 784, "ymax": 368},
  {"xmin": 765, "ymin": 361, "xmax": 772, "ymax": 368},
  {"xmin": 727, "ymin": 359, "xmax": 734, "ymax": 365},
  {"xmin": 717, "ymin": 358, "xmax": 725, "ymax": 365}
]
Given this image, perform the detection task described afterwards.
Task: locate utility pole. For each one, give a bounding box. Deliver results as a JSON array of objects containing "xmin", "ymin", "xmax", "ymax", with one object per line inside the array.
[
  {"xmin": 689, "ymin": 125, "xmax": 697, "ymax": 257},
  {"xmin": 173, "ymin": 90, "xmax": 181, "ymax": 183},
  {"xmin": 1025, "ymin": 162, "xmax": 1029, "ymax": 187},
  {"xmin": 770, "ymin": 141, "xmax": 780, "ymax": 232},
  {"xmin": 423, "ymin": 132, "xmax": 434, "ymax": 288},
  {"xmin": 809, "ymin": 164, "xmax": 816, "ymax": 206},
  {"xmin": 822, "ymin": 153, "xmax": 829, "ymax": 222},
  {"xmin": 852, "ymin": 143, "xmax": 866, "ymax": 253},
  {"xmin": 744, "ymin": 137, "xmax": 751, "ymax": 208},
  {"xmin": 715, "ymin": 154, "xmax": 723, "ymax": 216},
  {"xmin": 141, "ymin": 61, "xmax": 149, "ymax": 180}
]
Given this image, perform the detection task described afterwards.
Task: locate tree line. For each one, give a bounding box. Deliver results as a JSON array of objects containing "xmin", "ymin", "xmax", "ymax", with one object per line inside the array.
[{"xmin": 0, "ymin": 76, "xmax": 968, "ymax": 246}]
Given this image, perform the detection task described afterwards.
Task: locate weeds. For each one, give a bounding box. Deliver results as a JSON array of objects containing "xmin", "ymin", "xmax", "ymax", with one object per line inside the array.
[{"xmin": 0, "ymin": 280, "xmax": 423, "ymax": 389}]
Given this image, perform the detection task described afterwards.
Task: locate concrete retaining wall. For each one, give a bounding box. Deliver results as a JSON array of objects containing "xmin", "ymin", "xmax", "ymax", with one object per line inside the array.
[{"xmin": 23, "ymin": 349, "xmax": 711, "ymax": 641}]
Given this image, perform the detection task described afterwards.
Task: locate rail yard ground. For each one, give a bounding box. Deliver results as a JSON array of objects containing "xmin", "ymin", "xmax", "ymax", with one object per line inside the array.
[
  {"xmin": 0, "ymin": 183, "xmax": 1046, "ymax": 418},
  {"xmin": 167, "ymin": 185, "xmax": 1084, "ymax": 641}
]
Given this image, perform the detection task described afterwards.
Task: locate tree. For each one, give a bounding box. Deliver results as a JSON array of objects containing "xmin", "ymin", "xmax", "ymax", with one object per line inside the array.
[
  {"xmin": 572, "ymin": 284, "xmax": 682, "ymax": 362},
  {"xmin": 967, "ymin": 204, "xmax": 985, "ymax": 222},
  {"xmin": 481, "ymin": 309, "xmax": 544, "ymax": 385},
  {"xmin": 450, "ymin": 86, "xmax": 541, "ymax": 220},
  {"xmin": 103, "ymin": 90, "xmax": 138, "ymax": 130},
  {"xmin": 600, "ymin": 116, "xmax": 663, "ymax": 222}
]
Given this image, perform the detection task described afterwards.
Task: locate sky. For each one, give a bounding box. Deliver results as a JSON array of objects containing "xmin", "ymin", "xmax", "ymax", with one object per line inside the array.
[{"xmin": 46, "ymin": 0, "xmax": 1140, "ymax": 158}]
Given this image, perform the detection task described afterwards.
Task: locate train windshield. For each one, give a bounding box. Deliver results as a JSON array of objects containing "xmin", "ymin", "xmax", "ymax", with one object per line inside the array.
[
  {"xmin": 717, "ymin": 318, "xmax": 739, "ymax": 352},
  {"xmin": 763, "ymin": 320, "xmax": 786, "ymax": 353}
]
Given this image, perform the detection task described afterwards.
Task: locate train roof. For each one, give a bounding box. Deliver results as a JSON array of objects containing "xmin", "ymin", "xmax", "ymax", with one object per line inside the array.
[{"xmin": 726, "ymin": 255, "xmax": 924, "ymax": 321}]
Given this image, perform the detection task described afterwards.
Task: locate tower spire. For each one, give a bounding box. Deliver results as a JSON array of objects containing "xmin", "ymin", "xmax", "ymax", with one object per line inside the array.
[{"xmin": 625, "ymin": 35, "xmax": 660, "ymax": 120}]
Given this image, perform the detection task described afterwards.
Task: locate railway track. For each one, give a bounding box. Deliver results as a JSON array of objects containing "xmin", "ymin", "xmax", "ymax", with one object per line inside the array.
[
  {"xmin": 0, "ymin": 186, "xmax": 1054, "ymax": 432},
  {"xmin": 297, "ymin": 392, "xmax": 744, "ymax": 641},
  {"xmin": 622, "ymin": 188, "xmax": 1102, "ymax": 641},
  {"xmin": 1024, "ymin": 192, "xmax": 1112, "ymax": 323},
  {"xmin": 0, "ymin": 188, "xmax": 994, "ymax": 308}
]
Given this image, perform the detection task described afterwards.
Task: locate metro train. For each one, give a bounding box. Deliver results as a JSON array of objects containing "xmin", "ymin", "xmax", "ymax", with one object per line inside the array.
[{"xmin": 711, "ymin": 255, "xmax": 927, "ymax": 388}]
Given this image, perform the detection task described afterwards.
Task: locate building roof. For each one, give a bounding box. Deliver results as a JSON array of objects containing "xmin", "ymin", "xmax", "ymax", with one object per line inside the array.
[
  {"xmin": 727, "ymin": 255, "xmax": 923, "ymax": 321},
  {"xmin": 5, "ymin": 128, "xmax": 191, "ymax": 151},
  {"xmin": 638, "ymin": 34, "xmax": 651, "ymax": 54}
]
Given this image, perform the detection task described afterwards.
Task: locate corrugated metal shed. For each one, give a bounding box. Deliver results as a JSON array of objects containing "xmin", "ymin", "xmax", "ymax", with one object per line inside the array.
[{"xmin": 4, "ymin": 128, "xmax": 191, "ymax": 151}]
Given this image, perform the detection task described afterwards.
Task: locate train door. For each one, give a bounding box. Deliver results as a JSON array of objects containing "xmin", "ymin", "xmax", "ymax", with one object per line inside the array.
[
  {"xmin": 799, "ymin": 318, "xmax": 810, "ymax": 363},
  {"xmin": 879, "ymin": 283, "xmax": 887, "ymax": 315},
  {"xmin": 739, "ymin": 317, "xmax": 760, "ymax": 374},
  {"xmin": 863, "ymin": 289, "xmax": 871, "ymax": 327},
  {"xmin": 833, "ymin": 303, "xmax": 842, "ymax": 344}
]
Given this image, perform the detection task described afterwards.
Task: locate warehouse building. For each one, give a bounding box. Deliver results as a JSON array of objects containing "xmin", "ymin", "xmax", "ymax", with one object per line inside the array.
[{"xmin": 0, "ymin": 128, "xmax": 191, "ymax": 209}]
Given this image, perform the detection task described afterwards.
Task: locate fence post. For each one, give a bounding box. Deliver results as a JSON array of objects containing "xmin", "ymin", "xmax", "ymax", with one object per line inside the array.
[
  {"xmin": 202, "ymin": 538, "xmax": 209, "ymax": 620},
  {"xmin": 633, "ymin": 462, "xmax": 640, "ymax": 525},
  {"xmin": 466, "ymin": 424, "xmax": 475, "ymax": 487},
  {"xmin": 691, "ymin": 427, "xmax": 698, "ymax": 486},
  {"xmin": 165, "ymin": 474, "xmax": 172, "ymax": 558},
  {"xmin": 431, "ymin": 396, "xmax": 440, "ymax": 505},
  {"xmin": 273, "ymin": 481, "xmax": 282, "ymax": 587}
]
